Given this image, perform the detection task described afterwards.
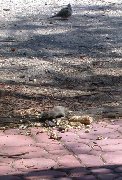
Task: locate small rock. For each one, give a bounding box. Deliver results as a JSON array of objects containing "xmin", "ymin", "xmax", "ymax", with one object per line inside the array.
[
  {"xmin": 19, "ymin": 124, "xmax": 28, "ymax": 130},
  {"xmin": 46, "ymin": 121, "xmax": 56, "ymax": 127},
  {"xmin": 85, "ymin": 129, "xmax": 90, "ymax": 133},
  {"xmin": 34, "ymin": 122, "xmax": 41, "ymax": 127},
  {"xmin": 49, "ymin": 21, "xmax": 53, "ymax": 24},
  {"xmin": 49, "ymin": 132, "xmax": 62, "ymax": 140},
  {"xmin": 96, "ymin": 136, "xmax": 104, "ymax": 140},
  {"xmin": 33, "ymin": 79, "xmax": 37, "ymax": 83},
  {"xmin": 19, "ymin": 75, "xmax": 25, "ymax": 79},
  {"xmin": 25, "ymin": 131, "xmax": 31, "ymax": 136},
  {"xmin": 11, "ymin": 48, "xmax": 16, "ymax": 52},
  {"xmin": 85, "ymin": 125, "xmax": 91, "ymax": 128}
]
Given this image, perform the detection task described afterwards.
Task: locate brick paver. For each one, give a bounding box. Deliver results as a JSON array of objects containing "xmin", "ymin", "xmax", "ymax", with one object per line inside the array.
[
  {"xmin": 0, "ymin": 135, "xmax": 35, "ymax": 146},
  {"xmin": 0, "ymin": 119, "xmax": 121, "ymax": 179}
]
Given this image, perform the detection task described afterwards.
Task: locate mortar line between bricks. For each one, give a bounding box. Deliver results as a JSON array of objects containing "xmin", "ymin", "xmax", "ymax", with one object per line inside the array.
[
  {"xmin": 29, "ymin": 130, "xmax": 83, "ymax": 170},
  {"xmin": 100, "ymin": 153, "xmax": 108, "ymax": 165},
  {"xmin": 28, "ymin": 129, "xmax": 71, "ymax": 167},
  {"xmin": 59, "ymin": 140, "xmax": 100, "ymax": 180},
  {"xmin": 90, "ymin": 144, "xmax": 107, "ymax": 166},
  {"xmin": 59, "ymin": 140, "xmax": 86, "ymax": 167},
  {"xmin": 29, "ymin": 128, "xmax": 40, "ymax": 144},
  {"xmin": 99, "ymin": 155, "xmax": 106, "ymax": 164},
  {"xmin": 29, "ymin": 130, "xmax": 55, "ymax": 156},
  {"xmin": 117, "ymin": 129, "xmax": 122, "ymax": 135}
]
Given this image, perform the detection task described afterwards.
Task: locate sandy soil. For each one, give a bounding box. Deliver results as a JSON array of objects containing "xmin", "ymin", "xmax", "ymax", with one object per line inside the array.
[{"xmin": 0, "ymin": 0, "xmax": 122, "ymax": 120}]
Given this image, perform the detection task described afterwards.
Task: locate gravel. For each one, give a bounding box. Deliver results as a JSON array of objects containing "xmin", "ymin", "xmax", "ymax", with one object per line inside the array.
[{"xmin": 0, "ymin": 0, "xmax": 122, "ymax": 118}]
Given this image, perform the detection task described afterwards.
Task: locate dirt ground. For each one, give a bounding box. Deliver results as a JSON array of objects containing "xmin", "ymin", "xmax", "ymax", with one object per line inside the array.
[{"xmin": 0, "ymin": 1, "xmax": 122, "ymax": 122}]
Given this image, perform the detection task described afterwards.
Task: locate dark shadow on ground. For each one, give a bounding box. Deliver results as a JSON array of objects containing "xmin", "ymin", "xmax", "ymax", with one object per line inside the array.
[
  {"xmin": 0, "ymin": 3, "xmax": 122, "ymax": 59},
  {"xmin": 0, "ymin": 164, "xmax": 121, "ymax": 179},
  {"xmin": 0, "ymin": 3, "xmax": 122, "ymax": 118},
  {"xmin": 0, "ymin": 71, "xmax": 121, "ymax": 111}
]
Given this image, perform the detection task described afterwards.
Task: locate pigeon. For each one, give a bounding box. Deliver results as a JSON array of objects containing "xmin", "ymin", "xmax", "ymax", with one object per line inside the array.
[{"xmin": 50, "ymin": 4, "xmax": 72, "ymax": 19}]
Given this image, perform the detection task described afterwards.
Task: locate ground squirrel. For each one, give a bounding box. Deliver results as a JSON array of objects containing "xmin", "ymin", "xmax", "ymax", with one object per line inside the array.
[{"xmin": 39, "ymin": 106, "xmax": 68, "ymax": 121}]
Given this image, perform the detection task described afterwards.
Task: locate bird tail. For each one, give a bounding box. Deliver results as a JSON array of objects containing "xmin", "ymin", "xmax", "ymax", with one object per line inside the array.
[{"xmin": 50, "ymin": 14, "xmax": 57, "ymax": 18}]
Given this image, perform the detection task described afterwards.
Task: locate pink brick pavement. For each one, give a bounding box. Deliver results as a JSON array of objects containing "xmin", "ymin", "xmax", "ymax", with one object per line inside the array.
[{"xmin": 0, "ymin": 119, "xmax": 121, "ymax": 179}]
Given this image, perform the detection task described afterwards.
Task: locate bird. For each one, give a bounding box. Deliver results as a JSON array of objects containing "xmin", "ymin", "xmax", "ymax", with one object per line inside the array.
[{"xmin": 50, "ymin": 4, "xmax": 72, "ymax": 19}]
